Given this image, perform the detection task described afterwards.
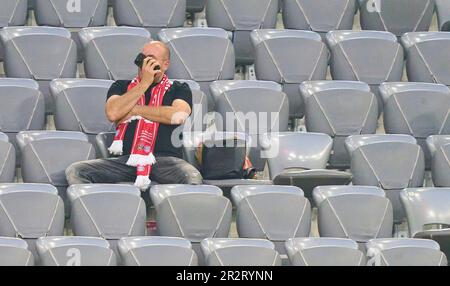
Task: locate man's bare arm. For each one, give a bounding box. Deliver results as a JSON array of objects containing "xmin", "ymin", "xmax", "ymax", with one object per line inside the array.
[{"xmin": 132, "ymin": 99, "xmax": 192, "ymax": 125}]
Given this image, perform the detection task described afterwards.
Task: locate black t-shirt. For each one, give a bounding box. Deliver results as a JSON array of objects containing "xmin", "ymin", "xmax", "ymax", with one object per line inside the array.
[{"xmin": 107, "ymin": 80, "xmax": 193, "ymax": 158}]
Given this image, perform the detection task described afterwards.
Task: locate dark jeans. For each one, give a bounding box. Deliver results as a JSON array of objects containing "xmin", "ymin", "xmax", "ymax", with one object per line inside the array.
[{"xmin": 65, "ymin": 155, "xmax": 203, "ymax": 186}]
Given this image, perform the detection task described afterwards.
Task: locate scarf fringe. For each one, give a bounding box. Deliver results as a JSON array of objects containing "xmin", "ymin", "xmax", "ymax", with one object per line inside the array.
[
  {"xmin": 126, "ymin": 153, "xmax": 156, "ymax": 167},
  {"xmin": 108, "ymin": 140, "xmax": 123, "ymax": 156},
  {"xmin": 134, "ymin": 175, "xmax": 151, "ymax": 191}
]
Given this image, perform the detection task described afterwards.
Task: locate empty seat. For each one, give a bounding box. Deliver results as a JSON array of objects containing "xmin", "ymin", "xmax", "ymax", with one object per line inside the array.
[
  {"xmin": 67, "ymin": 184, "xmax": 146, "ymax": 256},
  {"xmin": 380, "ymin": 82, "xmax": 450, "ymax": 168},
  {"xmin": 0, "ymin": 237, "xmax": 34, "ymax": 266},
  {"xmin": 50, "ymin": 78, "xmax": 115, "ymax": 154},
  {"xmin": 282, "ymin": 0, "xmax": 357, "ymax": 36},
  {"xmin": 150, "ymin": 184, "xmax": 232, "ymax": 265},
  {"xmin": 358, "ymin": 0, "xmax": 434, "ymax": 37},
  {"xmin": 262, "ymin": 132, "xmax": 352, "ymax": 199},
  {"xmin": 211, "ymin": 80, "xmax": 289, "ymax": 171},
  {"xmin": 118, "ymin": 237, "xmax": 198, "ymax": 266},
  {"xmin": 231, "ymin": 185, "xmax": 311, "ymax": 258},
  {"xmin": 186, "ymin": 0, "xmax": 206, "ymax": 13},
  {"xmin": 113, "ymin": 0, "xmax": 186, "ymax": 36},
  {"xmin": 0, "ymin": 133, "xmax": 15, "ymax": 183},
  {"xmin": 251, "ymin": 30, "xmax": 329, "ymax": 118},
  {"xmin": 300, "ymin": 81, "xmax": 378, "ymax": 168},
  {"xmin": 366, "ymin": 238, "xmax": 447, "ymax": 266},
  {"xmin": 402, "ymin": 32, "xmax": 450, "ymax": 86},
  {"xmin": 206, "ymin": 0, "xmax": 279, "ymax": 66},
  {"xmin": 326, "ymin": 30, "xmax": 404, "ymax": 114},
  {"xmin": 0, "ymin": 79, "xmax": 45, "ymax": 164},
  {"xmin": 427, "ymin": 135, "xmax": 450, "ymax": 187},
  {"xmin": 158, "ymin": 28, "xmax": 235, "ymax": 109},
  {"xmin": 313, "ymin": 186, "xmax": 393, "ymax": 247},
  {"xmin": 0, "ymin": 183, "xmax": 65, "ymax": 263},
  {"xmin": 0, "ymin": 27, "xmax": 78, "ymax": 113},
  {"xmin": 36, "ymin": 236, "xmax": 116, "ymax": 266},
  {"xmin": 182, "ymin": 131, "xmax": 272, "ymax": 192},
  {"xmin": 345, "ymin": 134, "xmax": 425, "ymax": 222},
  {"xmin": 285, "ymin": 238, "xmax": 365, "ymax": 266},
  {"xmin": 436, "ymin": 0, "xmax": 450, "ymax": 31},
  {"xmin": 79, "ymin": 27, "xmax": 151, "ymax": 80},
  {"xmin": 201, "ymin": 238, "xmax": 282, "ymax": 266},
  {"xmin": 400, "ymin": 188, "xmax": 450, "ymax": 263},
  {"xmin": 0, "ymin": 0, "xmax": 28, "ymax": 60}
]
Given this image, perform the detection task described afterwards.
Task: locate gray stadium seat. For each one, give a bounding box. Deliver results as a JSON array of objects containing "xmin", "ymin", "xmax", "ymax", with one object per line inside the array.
[
  {"xmin": 313, "ymin": 186, "xmax": 394, "ymax": 247},
  {"xmin": 436, "ymin": 0, "xmax": 450, "ymax": 31},
  {"xmin": 400, "ymin": 188, "xmax": 450, "ymax": 263},
  {"xmin": 67, "ymin": 184, "xmax": 146, "ymax": 257},
  {"xmin": 211, "ymin": 80, "xmax": 289, "ymax": 171},
  {"xmin": 380, "ymin": 82, "xmax": 450, "ymax": 169},
  {"xmin": 282, "ymin": 0, "xmax": 357, "ymax": 36},
  {"xmin": 113, "ymin": 0, "xmax": 186, "ymax": 36},
  {"xmin": 326, "ymin": 30, "xmax": 404, "ymax": 114},
  {"xmin": 118, "ymin": 237, "xmax": 198, "ymax": 266},
  {"xmin": 402, "ymin": 32, "xmax": 450, "ymax": 86},
  {"xmin": 358, "ymin": 0, "xmax": 435, "ymax": 37},
  {"xmin": 0, "ymin": 79, "xmax": 45, "ymax": 165},
  {"xmin": 0, "ymin": 27, "xmax": 78, "ymax": 114},
  {"xmin": 201, "ymin": 238, "xmax": 282, "ymax": 266},
  {"xmin": 206, "ymin": 0, "xmax": 279, "ymax": 66},
  {"xmin": 36, "ymin": 236, "xmax": 117, "ymax": 266},
  {"xmin": 0, "ymin": 133, "xmax": 16, "ymax": 183},
  {"xmin": 427, "ymin": 135, "xmax": 450, "ymax": 187},
  {"xmin": 0, "ymin": 183, "xmax": 65, "ymax": 263},
  {"xmin": 262, "ymin": 132, "xmax": 352, "ymax": 199},
  {"xmin": 0, "ymin": 237, "xmax": 34, "ymax": 266},
  {"xmin": 150, "ymin": 184, "xmax": 232, "ymax": 265},
  {"xmin": 300, "ymin": 81, "xmax": 378, "ymax": 168},
  {"xmin": 182, "ymin": 131, "xmax": 272, "ymax": 192},
  {"xmin": 366, "ymin": 238, "xmax": 447, "ymax": 266},
  {"xmin": 95, "ymin": 132, "xmax": 116, "ymax": 159},
  {"xmin": 0, "ymin": 0, "xmax": 28, "ymax": 60},
  {"xmin": 79, "ymin": 27, "xmax": 151, "ymax": 80},
  {"xmin": 50, "ymin": 78, "xmax": 115, "ymax": 155},
  {"xmin": 231, "ymin": 185, "xmax": 311, "ymax": 259},
  {"xmin": 285, "ymin": 238, "xmax": 365, "ymax": 266},
  {"xmin": 346, "ymin": 134, "xmax": 425, "ymax": 222},
  {"xmin": 187, "ymin": 0, "xmax": 206, "ymax": 13},
  {"xmin": 251, "ymin": 30, "xmax": 329, "ymax": 118},
  {"xmin": 35, "ymin": 0, "xmax": 109, "ymax": 62},
  {"xmin": 158, "ymin": 28, "xmax": 235, "ymax": 110}
]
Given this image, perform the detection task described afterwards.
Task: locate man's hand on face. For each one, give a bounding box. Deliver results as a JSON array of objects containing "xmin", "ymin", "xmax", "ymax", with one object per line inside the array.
[{"xmin": 140, "ymin": 57, "xmax": 162, "ymax": 87}]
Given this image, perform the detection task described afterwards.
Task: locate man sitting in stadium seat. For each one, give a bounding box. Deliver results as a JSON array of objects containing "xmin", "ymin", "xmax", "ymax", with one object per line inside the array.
[{"xmin": 66, "ymin": 41, "xmax": 203, "ymax": 190}]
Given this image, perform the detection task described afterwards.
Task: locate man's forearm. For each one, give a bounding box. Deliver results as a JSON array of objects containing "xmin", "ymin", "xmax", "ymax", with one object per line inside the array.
[
  {"xmin": 133, "ymin": 105, "xmax": 188, "ymax": 125},
  {"xmin": 105, "ymin": 82, "xmax": 150, "ymax": 122}
]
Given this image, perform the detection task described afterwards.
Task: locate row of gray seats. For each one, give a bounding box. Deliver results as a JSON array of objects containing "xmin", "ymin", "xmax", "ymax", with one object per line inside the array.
[
  {"xmin": 0, "ymin": 235, "xmax": 446, "ymax": 266},
  {"xmin": 0, "ymin": 183, "xmax": 448, "ymax": 265}
]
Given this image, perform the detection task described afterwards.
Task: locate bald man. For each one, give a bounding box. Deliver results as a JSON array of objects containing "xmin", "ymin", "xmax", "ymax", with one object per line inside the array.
[{"xmin": 65, "ymin": 41, "xmax": 203, "ymax": 187}]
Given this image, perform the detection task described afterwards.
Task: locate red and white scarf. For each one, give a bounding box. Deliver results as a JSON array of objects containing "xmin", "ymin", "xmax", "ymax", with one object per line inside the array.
[{"xmin": 108, "ymin": 75, "xmax": 172, "ymax": 190}]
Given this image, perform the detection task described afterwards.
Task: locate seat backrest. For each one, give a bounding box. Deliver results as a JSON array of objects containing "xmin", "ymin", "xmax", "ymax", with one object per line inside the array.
[
  {"xmin": 186, "ymin": 0, "xmax": 206, "ymax": 13},
  {"xmin": 436, "ymin": 0, "xmax": 450, "ymax": 31},
  {"xmin": 358, "ymin": 0, "xmax": 435, "ymax": 37},
  {"xmin": 326, "ymin": 30, "xmax": 404, "ymax": 85},
  {"xmin": 261, "ymin": 132, "xmax": 333, "ymax": 179},
  {"xmin": 79, "ymin": 27, "xmax": 151, "ymax": 80},
  {"xmin": 158, "ymin": 28, "xmax": 235, "ymax": 82},
  {"xmin": 400, "ymin": 188, "xmax": 450, "ymax": 237},
  {"xmin": 118, "ymin": 236, "xmax": 198, "ymax": 266},
  {"xmin": 51, "ymin": 79, "xmax": 115, "ymax": 135},
  {"xmin": 366, "ymin": 238, "xmax": 447, "ymax": 266},
  {"xmin": 95, "ymin": 131, "xmax": 115, "ymax": 159},
  {"xmin": 427, "ymin": 135, "xmax": 450, "ymax": 156},
  {"xmin": 0, "ymin": 140, "xmax": 15, "ymax": 183},
  {"xmin": 313, "ymin": 186, "xmax": 393, "ymax": 242},
  {"xmin": 0, "ymin": 26, "xmax": 77, "ymax": 80},
  {"xmin": 35, "ymin": 0, "xmax": 108, "ymax": 28},
  {"xmin": 0, "ymin": 0, "xmax": 28, "ymax": 27},
  {"xmin": 36, "ymin": 236, "xmax": 116, "ymax": 266},
  {"xmin": 282, "ymin": 0, "xmax": 357, "ymax": 33},
  {"xmin": 18, "ymin": 131, "xmax": 95, "ymax": 187},
  {"xmin": 0, "ymin": 184, "xmax": 64, "ymax": 239},
  {"xmin": 150, "ymin": 184, "xmax": 232, "ymax": 242},
  {"xmin": 0, "ymin": 237, "xmax": 33, "ymax": 266},
  {"xmin": 285, "ymin": 237, "xmax": 365, "ymax": 266},
  {"xmin": 201, "ymin": 238, "xmax": 281, "ymax": 266},
  {"xmin": 402, "ymin": 32, "xmax": 450, "ymax": 85},
  {"xmin": 113, "ymin": 0, "xmax": 186, "ymax": 29},
  {"xmin": 67, "ymin": 184, "xmax": 146, "ymax": 239},
  {"xmin": 231, "ymin": 185, "xmax": 311, "ymax": 242}
]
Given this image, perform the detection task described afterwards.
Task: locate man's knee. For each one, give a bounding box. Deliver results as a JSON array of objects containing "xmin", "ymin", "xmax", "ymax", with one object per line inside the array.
[{"xmin": 65, "ymin": 161, "xmax": 91, "ymax": 185}]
